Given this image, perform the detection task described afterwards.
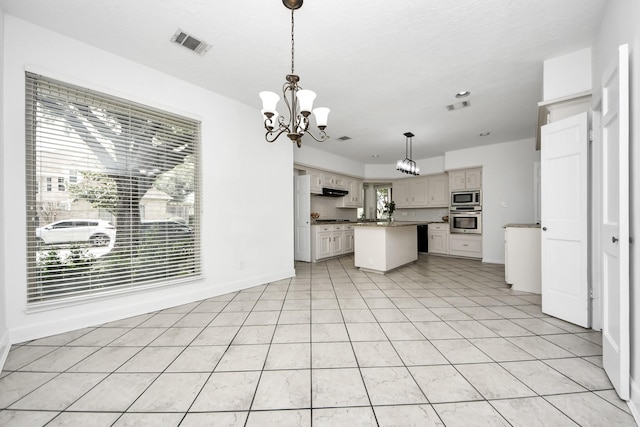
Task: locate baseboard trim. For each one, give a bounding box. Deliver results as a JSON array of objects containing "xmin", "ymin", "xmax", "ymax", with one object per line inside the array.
[
  {"xmin": 0, "ymin": 329, "xmax": 10, "ymax": 373},
  {"xmin": 629, "ymin": 376, "xmax": 640, "ymax": 425}
]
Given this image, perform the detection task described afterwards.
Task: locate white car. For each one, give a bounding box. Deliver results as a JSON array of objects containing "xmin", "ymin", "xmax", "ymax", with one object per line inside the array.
[{"xmin": 36, "ymin": 219, "xmax": 116, "ymax": 246}]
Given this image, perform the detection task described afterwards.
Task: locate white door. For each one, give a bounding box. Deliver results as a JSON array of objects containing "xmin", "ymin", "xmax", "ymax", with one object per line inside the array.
[
  {"xmin": 601, "ymin": 44, "xmax": 630, "ymax": 401},
  {"xmin": 294, "ymin": 175, "xmax": 311, "ymax": 262},
  {"xmin": 540, "ymin": 112, "xmax": 589, "ymax": 327}
]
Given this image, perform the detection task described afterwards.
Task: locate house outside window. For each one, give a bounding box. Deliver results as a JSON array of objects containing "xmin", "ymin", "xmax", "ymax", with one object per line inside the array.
[{"xmin": 25, "ymin": 72, "xmax": 202, "ymax": 304}]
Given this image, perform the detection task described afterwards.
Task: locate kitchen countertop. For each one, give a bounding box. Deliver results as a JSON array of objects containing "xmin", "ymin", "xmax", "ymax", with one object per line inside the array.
[
  {"xmin": 312, "ymin": 220, "xmax": 442, "ymax": 227},
  {"xmin": 503, "ymin": 223, "xmax": 541, "ymax": 228},
  {"xmin": 352, "ymin": 221, "xmax": 428, "ymax": 227}
]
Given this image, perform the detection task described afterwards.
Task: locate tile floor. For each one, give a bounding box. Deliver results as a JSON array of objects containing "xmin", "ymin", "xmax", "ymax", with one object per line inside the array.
[{"xmin": 0, "ymin": 255, "xmax": 637, "ymax": 426}]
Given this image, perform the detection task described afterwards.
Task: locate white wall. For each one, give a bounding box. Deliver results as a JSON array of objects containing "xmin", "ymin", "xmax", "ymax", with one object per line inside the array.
[
  {"xmin": 445, "ymin": 139, "xmax": 539, "ymax": 264},
  {"xmin": 295, "ymin": 144, "xmax": 364, "ymax": 177},
  {"xmin": 543, "ymin": 48, "xmax": 592, "ymax": 101},
  {"xmin": 0, "ymin": 7, "xmax": 9, "ymax": 367},
  {"xmin": 1, "ymin": 15, "xmax": 295, "ymax": 343},
  {"xmin": 593, "ymin": 0, "xmax": 640, "ymax": 418}
]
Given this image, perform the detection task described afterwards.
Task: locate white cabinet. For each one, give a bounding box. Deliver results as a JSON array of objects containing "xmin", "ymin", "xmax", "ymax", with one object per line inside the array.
[
  {"xmin": 338, "ymin": 179, "xmax": 363, "ymax": 208},
  {"xmin": 308, "ymin": 170, "xmax": 324, "ymax": 194},
  {"xmin": 428, "ymin": 223, "xmax": 449, "ymax": 255},
  {"xmin": 332, "ymin": 224, "xmax": 345, "ymax": 256},
  {"xmin": 393, "ymin": 180, "xmax": 411, "ymax": 208},
  {"xmin": 505, "ymin": 226, "xmax": 541, "ymax": 293},
  {"xmin": 316, "ymin": 229, "xmax": 333, "ymax": 259},
  {"xmin": 311, "ymin": 224, "xmax": 354, "ymax": 261},
  {"xmin": 427, "ymin": 174, "xmax": 449, "ymax": 207},
  {"xmin": 344, "ymin": 225, "xmax": 355, "ymax": 252},
  {"xmin": 302, "ymin": 167, "xmax": 346, "ymax": 193},
  {"xmin": 323, "ymin": 174, "xmax": 346, "ymax": 189},
  {"xmin": 393, "ymin": 177, "xmax": 428, "ymax": 208},
  {"xmin": 449, "ymin": 234, "xmax": 482, "ymax": 259},
  {"xmin": 394, "ymin": 175, "xmax": 449, "ymax": 208},
  {"xmin": 449, "ymin": 168, "xmax": 482, "ymax": 191}
]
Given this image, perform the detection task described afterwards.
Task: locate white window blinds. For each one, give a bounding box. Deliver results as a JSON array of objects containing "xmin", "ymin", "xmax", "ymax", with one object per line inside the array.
[{"xmin": 25, "ymin": 72, "xmax": 201, "ymax": 305}]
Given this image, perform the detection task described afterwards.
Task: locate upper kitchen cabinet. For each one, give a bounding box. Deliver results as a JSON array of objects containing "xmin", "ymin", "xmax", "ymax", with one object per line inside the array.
[
  {"xmin": 393, "ymin": 177, "xmax": 428, "ymax": 208},
  {"xmin": 303, "ymin": 167, "xmax": 348, "ymax": 194},
  {"xmin": 308, "ymin": 169, "xmax": 324, "ymax": 194},
  {"xmin": 323, "ymin": 174, "xmax": 346, "ymax": 190},
  {"xmin": 338, "ymin": 179, "xmax": 363, "ymax": 208},
  {"xmin": 427, "ymin": 174, "xmax": 449, "ymax": 207},
  {"xmin": 449, "ymin": 168, "xmax": 482, "ymax": 191},
  {"xmin": 393, "ymin": 174, "xmax": 449, "ymax": 208}
]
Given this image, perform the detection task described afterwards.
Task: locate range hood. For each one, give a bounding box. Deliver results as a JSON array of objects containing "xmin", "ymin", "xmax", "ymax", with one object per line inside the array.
[{"xmin": 321, "ymin": 187, "xmax": 349, "ymax": 197}]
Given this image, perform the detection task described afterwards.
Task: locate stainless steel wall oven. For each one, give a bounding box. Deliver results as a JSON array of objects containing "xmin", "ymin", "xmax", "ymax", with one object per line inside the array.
[{"xmin": 450, "ymin": 206, "xmax": 482, "ymax": 234}]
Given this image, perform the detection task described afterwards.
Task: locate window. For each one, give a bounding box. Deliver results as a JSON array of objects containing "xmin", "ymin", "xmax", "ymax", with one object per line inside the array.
[
  {"xmin": 26, "ymin": 72, "xmax": 201, "ymax": 304},
  {"xmin": 376, "ymin": 186, "xmax": 392, "ymax": 220}
]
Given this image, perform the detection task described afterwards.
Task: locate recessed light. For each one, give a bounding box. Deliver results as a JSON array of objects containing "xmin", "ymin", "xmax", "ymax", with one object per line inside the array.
[
  {"xmin": 455, "ymin": 91, "xmax": 471, "ymax": 98},
  {"xmin": 371, "ymin": 154, "xmax": 380, "ymax": 158},
  {"xmin": 479, "ymin": 132, "xmax": 490, "ymax": 137}
]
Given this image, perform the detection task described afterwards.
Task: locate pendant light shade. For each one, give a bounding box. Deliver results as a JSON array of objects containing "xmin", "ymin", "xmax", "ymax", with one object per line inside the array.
[{"xmin": 259, "ymin": 91, "xmax": 280, "ymax": 116}]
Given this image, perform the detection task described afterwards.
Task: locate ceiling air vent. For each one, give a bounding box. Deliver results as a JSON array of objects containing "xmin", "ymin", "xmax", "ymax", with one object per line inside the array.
[
  {"xmin": 171, "ymin": 29, "xmax": 211, "ymax": 55},
  {"xmin": 337, "ymin": 136, "xmax": 351, "ymax": 141},
  {"xmin": 446, "ymin": 100, "xmax": 471, "ymax": 111}
]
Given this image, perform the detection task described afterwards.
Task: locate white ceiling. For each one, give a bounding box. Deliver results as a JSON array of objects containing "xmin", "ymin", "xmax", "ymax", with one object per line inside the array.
[{"xmin": 0, "ymin": 0, "xmax": 607, "ymax": 165}]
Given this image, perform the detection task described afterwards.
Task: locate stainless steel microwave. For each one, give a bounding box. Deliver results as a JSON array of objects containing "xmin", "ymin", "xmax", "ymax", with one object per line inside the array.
[{"xmin": 451, "ymin": 190, "xmax": 481, "ymax": 207}]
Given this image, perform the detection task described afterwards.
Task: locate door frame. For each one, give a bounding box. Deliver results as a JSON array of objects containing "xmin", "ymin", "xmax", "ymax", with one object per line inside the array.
[{"xmin": 590, "ymin": 98, "xmax": 603, "ymax": 331}]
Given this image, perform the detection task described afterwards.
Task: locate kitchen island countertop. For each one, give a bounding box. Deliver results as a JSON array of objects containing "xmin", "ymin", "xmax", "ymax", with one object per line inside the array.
[{"xmin": 352, "ymin": 221, "xmax": 431, "ymax": 227}]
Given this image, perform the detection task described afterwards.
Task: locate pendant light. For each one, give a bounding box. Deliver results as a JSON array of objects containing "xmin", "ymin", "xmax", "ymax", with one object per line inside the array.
[{"xmin": 396, "ymin": 132, "xmax": 420, "ymax": 175}]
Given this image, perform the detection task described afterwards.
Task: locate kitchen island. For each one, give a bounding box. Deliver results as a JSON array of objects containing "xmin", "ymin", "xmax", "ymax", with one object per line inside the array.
[{"xmin": 353, "ymin": 222, "xmax": 419, "ymax": 274}]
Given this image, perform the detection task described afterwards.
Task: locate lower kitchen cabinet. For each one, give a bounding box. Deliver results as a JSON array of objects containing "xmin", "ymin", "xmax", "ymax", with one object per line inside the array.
[
  {"xmin": 311, "ymin": 224, "xmax": 354, "ymax": 261},
  {"xmin": 428, "ymin": 223, "xmax": 449, "ymax": 255},
  {"xmin": 344, "ymin": 226, "xmax": 355, "ymax": 253},
  {"xmin": 449, "ymin": 234, "xmax": 482, "ymax": 258}
]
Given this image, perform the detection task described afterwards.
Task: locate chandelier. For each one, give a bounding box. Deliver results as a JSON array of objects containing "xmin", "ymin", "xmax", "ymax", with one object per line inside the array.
[
  {"xmin": 396, "ymin": 132, "xmax": 420, "ymax": 175},
  {"xmin": 259, "ymin": 0, "xmax": 330, "ymax": 148}
]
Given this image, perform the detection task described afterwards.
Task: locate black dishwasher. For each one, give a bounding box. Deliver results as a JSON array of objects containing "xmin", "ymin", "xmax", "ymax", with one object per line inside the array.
[{"xmin": 417, "ymin": 224, "xmax": 429, "ymax": 253}]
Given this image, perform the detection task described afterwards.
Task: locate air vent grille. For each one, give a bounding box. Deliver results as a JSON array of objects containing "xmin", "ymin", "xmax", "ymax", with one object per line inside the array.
[
  {"xmin": 171, "ymin": 29, "xmax": 211, "ymax": 55},
  {"xmin": 446, "ymin": 100, "xmax": 471, "ymax": 111}
]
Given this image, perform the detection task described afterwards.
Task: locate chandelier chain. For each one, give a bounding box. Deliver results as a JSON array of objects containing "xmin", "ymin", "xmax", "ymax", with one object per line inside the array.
[{"xmin": 290, "ymin": 7, "xmax": 295, "ymax": 75}]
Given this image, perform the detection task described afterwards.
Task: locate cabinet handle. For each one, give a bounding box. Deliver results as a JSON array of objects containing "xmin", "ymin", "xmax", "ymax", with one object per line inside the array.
[{"xmin": 612, "ymin": 236, "xmax": 619, "ymax": 243}]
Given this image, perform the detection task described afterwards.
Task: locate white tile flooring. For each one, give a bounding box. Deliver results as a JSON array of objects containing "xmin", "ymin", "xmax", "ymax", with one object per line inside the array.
[{"xmin": 0, "ymin": 255, "xmax": 637, "ymax": 426}]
